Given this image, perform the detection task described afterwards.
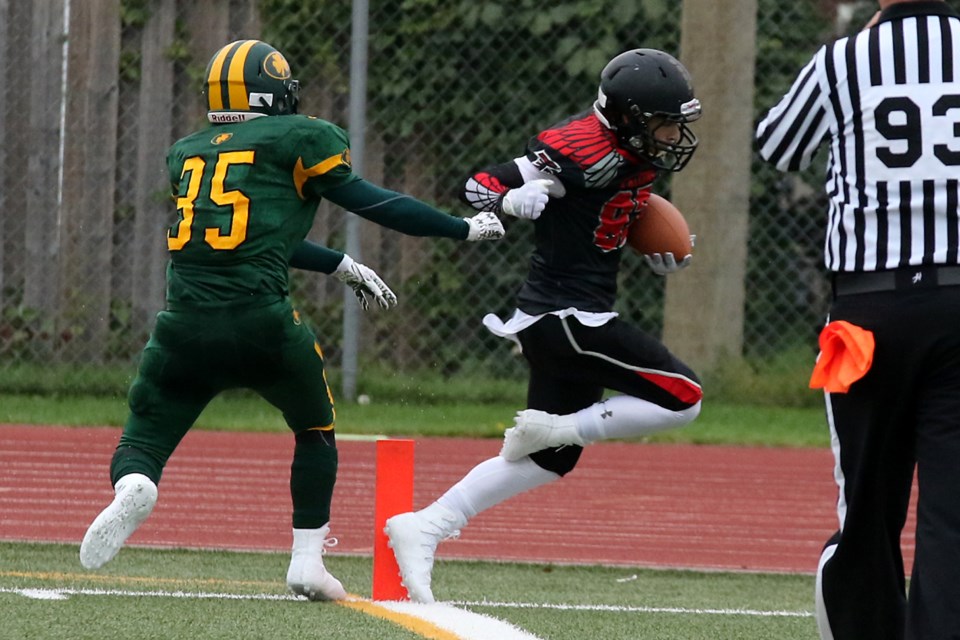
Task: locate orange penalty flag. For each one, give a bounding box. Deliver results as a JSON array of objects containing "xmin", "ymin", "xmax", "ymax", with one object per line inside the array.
[{"xmin": 809, "ymin": 320, "xmax": 875, "ymax": 393}]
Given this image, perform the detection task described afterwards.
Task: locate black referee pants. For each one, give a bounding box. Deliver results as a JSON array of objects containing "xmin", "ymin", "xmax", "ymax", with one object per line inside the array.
[{"xmin": 816, "ymin": 286, "xmax": 960, "ymax": 640}]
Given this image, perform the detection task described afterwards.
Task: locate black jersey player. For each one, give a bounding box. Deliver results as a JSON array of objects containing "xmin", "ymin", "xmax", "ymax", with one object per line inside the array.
[
  {"xmin": 386, "ymin": 48, "xmax": 704, "ymax": 603},
  {"xmin": 78, "ymin": 40, "xmax": 504, "ymax": 601}
]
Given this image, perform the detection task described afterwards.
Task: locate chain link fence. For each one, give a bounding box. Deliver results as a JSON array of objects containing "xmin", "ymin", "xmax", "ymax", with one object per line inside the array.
[{"xmin": 0, "ymin": 0, "xmax": 881, "ymax": 398}]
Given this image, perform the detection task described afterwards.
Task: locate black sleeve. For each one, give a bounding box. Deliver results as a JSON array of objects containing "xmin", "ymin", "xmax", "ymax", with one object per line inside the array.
[
  {"xmin": 461, "ymin": 160, "xmax": 524, "ymax": 213},
  {"xmin": 289, "ymin": 241, "xmax": 344, "ymax": 274},
  {"xmin": 324, "ymin": 179, "xmax": 469, "ymax": 240}
]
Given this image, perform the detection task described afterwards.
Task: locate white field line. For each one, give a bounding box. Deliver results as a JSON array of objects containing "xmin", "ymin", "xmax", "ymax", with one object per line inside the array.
[
  {"xmin": 453, "ymin": 599, "xmax": 814, "ymax": 618},
  {"xmin": 374, "ymin": 600, "xmax": 544, "ymax": 640},
  {"xmin": 3, "ymin": 586, "xmax": 814, "ymax": 619},
  {"xmin": 5, "ymin": 586, "xmax": 297, "ymax": 601}
]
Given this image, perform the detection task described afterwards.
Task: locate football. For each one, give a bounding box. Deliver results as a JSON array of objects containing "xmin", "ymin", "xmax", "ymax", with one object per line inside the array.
[{"xmin": 626, "ymin": 193, "xmax": 693, "ymax": 257}]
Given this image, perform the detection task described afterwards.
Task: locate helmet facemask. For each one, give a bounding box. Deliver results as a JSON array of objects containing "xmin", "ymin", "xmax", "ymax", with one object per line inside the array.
[
  {"xmin": 621, "ymin": 103, "xmax": 700, "ymax": 172},
  {"xmin": 277, "ymin": 78, "xmax": 300, "ymax": 115}
]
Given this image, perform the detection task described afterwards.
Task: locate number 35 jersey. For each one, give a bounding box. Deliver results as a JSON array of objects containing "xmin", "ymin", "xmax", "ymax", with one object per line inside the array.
[{"xmin": 164, "ymin": 115, "xmax": 357, "ymax": 307}]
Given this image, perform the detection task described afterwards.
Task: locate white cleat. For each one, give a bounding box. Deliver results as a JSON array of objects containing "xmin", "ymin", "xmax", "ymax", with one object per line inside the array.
[
  {"xmin": 500, "ymin": 409, "xmax": 584, "ymax": 461},
  {"xmin": 286, "ymin": 525, "xmax": 347, "ymax": 601},
  {"xmin": 384, "ymin": 503, "xmax": 463, "ymax": 603},
  {"xmin": 80, "ymin": 473, "xmax": 158, "ymax": 569}
]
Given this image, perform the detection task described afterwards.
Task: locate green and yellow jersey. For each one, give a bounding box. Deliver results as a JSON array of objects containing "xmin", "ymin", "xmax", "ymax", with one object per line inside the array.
[
  {"xmin": 165, "ymin": 114, "xmax": 357, "ymax": 307},
  {"xmin": 164, "ymin": 114, "xmax": 471, "ymax": 308},
  {"xmin": 167, "ymin": 115, "xmax": 358, "ymax": 306}
]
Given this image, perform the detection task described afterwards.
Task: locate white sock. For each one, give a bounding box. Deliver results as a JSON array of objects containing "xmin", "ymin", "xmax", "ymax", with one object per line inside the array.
[
  {"xmin": 575, "ymin": 396, "xmax": 701, "ymax": 443},
  {"xmin": 435, "ymin": 456, "xmax": 559, "ymax": 522}
]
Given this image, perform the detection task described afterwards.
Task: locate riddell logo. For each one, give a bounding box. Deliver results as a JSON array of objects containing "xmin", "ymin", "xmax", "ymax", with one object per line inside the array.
[{"xmin": 209, "ymin": 113, "xmax": 246, "ymax": 123}]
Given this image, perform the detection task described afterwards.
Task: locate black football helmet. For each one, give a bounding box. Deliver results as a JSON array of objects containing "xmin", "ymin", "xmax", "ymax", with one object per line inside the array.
[
  {"xmin": 595, "ymin": 49, "xmax": 701, "ymax": 171},
  {"xmin": 204, "ymin": 40, "xmax": 300, "ymax": 121}
]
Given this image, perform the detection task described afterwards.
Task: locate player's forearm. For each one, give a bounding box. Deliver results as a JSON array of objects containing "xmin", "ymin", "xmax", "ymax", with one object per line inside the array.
[
  {"xmin": 289, "ymin": 241, "xmax": 344, "ymax": 274},
  {"xmin": 461, "ymin": 160, "xmax": 524, "ymax": 212},
  {"xmin": 324, "ymin": 179, "xmax": 468, "ymax": 240}
]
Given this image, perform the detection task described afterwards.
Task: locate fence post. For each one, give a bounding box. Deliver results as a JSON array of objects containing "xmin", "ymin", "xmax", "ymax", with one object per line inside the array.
[
  {"xmin": 664, "ymin": 0, "xmax": 757, "ymax": 374},
  {"xmin": 342, "ymin": 0, "xmax": 370, "ymax": 401}
]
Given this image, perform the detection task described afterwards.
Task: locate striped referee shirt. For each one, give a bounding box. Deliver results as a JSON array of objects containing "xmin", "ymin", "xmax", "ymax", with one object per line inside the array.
[{"xmin": 756, "ymin": 1, "xmax": 960, "ymax": 272}]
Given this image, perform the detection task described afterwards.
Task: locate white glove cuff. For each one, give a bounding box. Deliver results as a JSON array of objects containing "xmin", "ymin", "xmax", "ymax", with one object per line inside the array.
[{"xmin": 335, "ymin": 254, "xmax": 355, "ymax": 274}]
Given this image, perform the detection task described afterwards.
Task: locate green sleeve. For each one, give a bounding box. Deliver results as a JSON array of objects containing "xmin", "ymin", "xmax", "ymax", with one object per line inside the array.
[
  {"xmin": 289, "ymin": 241, "xmax": 344, "ymax": 274},
  {"xmin": 324, "ymin": 179, "xmax": 469, "ymax": 240}
]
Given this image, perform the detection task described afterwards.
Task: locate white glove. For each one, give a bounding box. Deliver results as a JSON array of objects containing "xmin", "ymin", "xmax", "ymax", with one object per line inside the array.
[
  {"xmin": 465, "ymin": 211, "xmax": 505, "ymax": 241},
  {"xmin": 334, "ymin": 254, "xmax": 398, "ymax": 310},
  {"xmin": 644, "ymin": 252, "xmax": 692, "ymax": 276},
  {"xmin": 501, "ymin": 179, "xmax": 553, "ymax": 219}
]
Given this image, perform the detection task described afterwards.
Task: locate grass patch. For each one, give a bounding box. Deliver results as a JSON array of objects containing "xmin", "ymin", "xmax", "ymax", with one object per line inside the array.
[
  {"xmin": 704, "ymin": 347, "xmax": 822, "ymax": 408},
  {"xmin": 0, "ymin": 350, "xmax": 831, "ymax": 447},
  {"xmin": 1, "ymin": 353, "xmax": 823, "ymax": 409},
  {"xmin": 651, "ymin": 402, "xmax": 827, "ymax": 447},
  {"xmin": 0, "ymin": 363, "xmax": 527, "ymax": 406},
  {"xmin": 0, "ymin": 392, "xmax": 828, "ymax": 447}
]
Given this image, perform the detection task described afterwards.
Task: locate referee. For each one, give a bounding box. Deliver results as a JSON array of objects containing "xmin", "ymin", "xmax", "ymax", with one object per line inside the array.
[{"xmin": 756, "ymin": 1, "xmax": 960, "ymax": 639}]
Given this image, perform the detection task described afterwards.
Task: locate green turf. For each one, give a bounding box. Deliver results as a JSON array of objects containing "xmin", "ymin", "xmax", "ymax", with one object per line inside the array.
[
  {"xmin": 0, "ymin": 393, "xmax": 829, "ymax": 447},
  {"xmin": 0, "ymin": 542, "xmax": 819, "ymax": 640}
]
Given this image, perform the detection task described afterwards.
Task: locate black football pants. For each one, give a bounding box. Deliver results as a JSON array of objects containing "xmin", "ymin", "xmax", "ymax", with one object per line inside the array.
[{"xmin": 516, "ymin": 314, "xmax": 700, "ymax": 476}]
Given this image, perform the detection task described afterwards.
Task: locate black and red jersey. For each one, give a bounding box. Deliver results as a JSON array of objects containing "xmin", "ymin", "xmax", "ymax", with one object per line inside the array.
[{"xmin": 464, "ymin": 109, "xmax": 658, "ymax": 314}]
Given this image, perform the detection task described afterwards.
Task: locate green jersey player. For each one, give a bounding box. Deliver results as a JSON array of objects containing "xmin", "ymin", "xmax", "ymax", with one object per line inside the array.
[{"xmin": 79, "ymin": 39, "xmax": 504, "ymax": 601}]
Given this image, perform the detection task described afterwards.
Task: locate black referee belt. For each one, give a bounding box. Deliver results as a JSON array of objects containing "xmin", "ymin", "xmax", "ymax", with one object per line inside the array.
[{"xmin": 833, "ymin": 266, "xmax": 960, "ymax": 296}]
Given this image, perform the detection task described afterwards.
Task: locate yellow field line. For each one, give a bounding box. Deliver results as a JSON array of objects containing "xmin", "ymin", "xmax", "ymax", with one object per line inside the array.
[{"xmin": 338, "ymin": 599, "xmax": 463, "ymax": 640}]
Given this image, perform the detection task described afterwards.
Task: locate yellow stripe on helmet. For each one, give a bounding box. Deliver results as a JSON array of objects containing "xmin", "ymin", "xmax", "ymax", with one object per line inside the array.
[
  {"xmin": 226, "ymin": 40, "xmax": 259, "ymax": 111},
  {"xmin": 205, "ymin": 42, "xmax": 239, "ymax": 111}
]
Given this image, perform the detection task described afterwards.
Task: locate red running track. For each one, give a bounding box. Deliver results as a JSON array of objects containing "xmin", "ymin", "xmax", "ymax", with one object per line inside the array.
[{"xmin": 0, "ymin": 424, "xmax": 917, "ymax": 574}]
